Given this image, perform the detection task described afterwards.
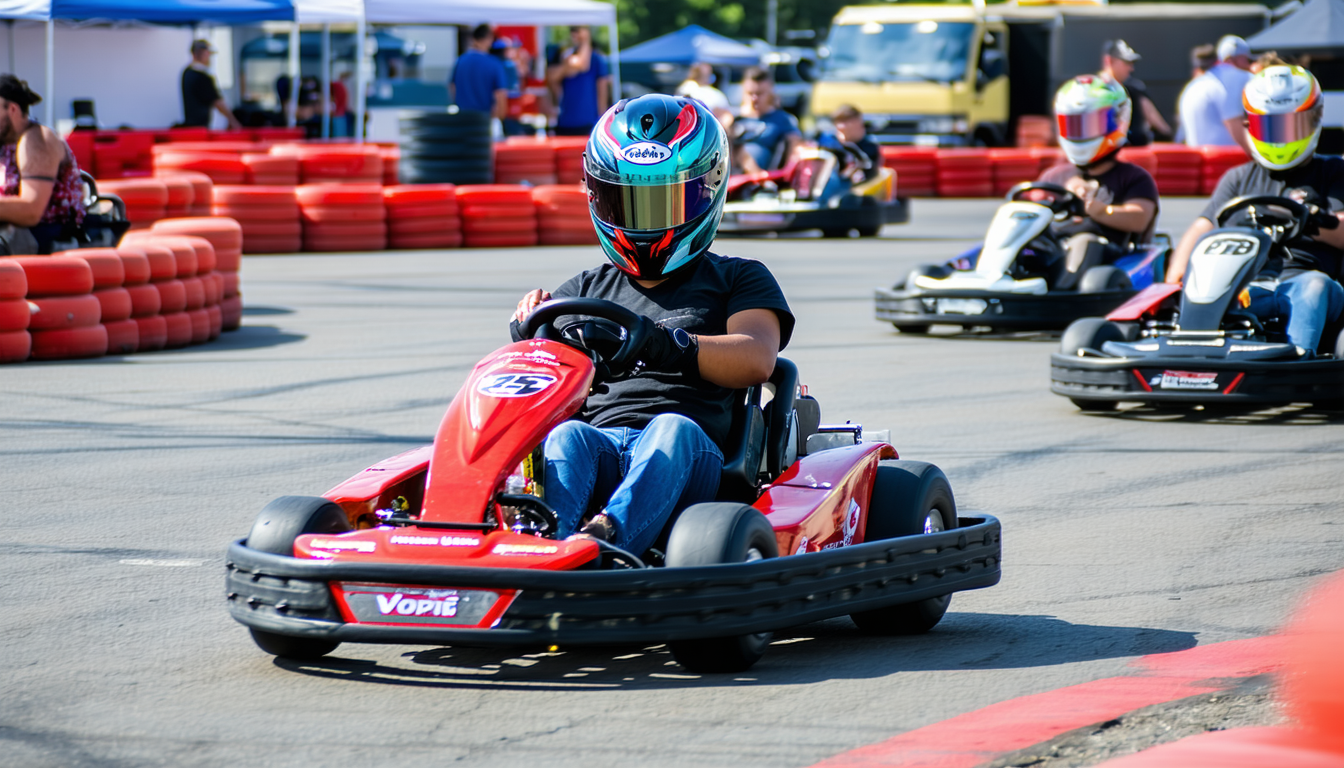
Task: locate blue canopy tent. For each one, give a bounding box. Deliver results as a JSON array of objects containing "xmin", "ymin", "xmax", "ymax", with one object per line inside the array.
[
  {"xmin": 619, "ymin": 25, "xmax": 762, "ymax": 67},
  {"xmin": 0, "ymin": 0, "xmax": 365, "ymax": 136}
]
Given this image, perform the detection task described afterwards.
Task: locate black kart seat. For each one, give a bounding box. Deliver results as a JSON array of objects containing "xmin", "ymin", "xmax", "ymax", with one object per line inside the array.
[{"xmin": 718, "ymin": 358, "xmax": 800, "ymax": 502}]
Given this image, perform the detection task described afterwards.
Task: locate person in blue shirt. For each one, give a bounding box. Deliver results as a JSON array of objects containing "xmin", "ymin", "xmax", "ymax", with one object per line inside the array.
[
  {"xmin": 548, "ymin": 26, "xmax": 610, "ymax": 136},
  {"xmin": 732, "ymin": 67, "xmax": 802, "ymax": 174},
  {"xmin": 450, "ymin": 24, "xmax": 508, "ymax": 119}
]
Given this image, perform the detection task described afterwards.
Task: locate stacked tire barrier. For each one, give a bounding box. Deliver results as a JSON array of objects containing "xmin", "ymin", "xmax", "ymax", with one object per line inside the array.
[
  {"xmin": 1199, "ymin": 145, "xmax": 1249, "ymax": 195},
  {"xmin": 274, "ymin": 144, "xmax": 383, "ymax": 184},
  {"xmin": 533, "ymin": 185, "xmax": 597, "ymax": 246},
  {"xmin": 988, "ymin": 148, "xmax": 1040, "ymax": 196},
  {"xmin": 149, "ymin": 218, "xmax": 243, "ymax": 331},
  {"xmin": 457, "ymin": 185, "xmax": 537, "ymax": 248},
  {"xmin": 210, "ymin": 186, "xmax": 301, "ymax": 255},
  {"xmin": 73, "ymin": 248, "xmax": 137, "ymax": 354},
  {"xmin": 0, "ymin": 260, "xmax": 30, "ymax": 362},
  {"xmin": 243, "ymin": 152, "xmax": 299, "ymax": 185},
  {"xmin": 398, "ymin": 110, "xmax": 493, "ymax": 185},
  {"xmin": 1118, "ymin": 147, "xmax": 1158, "ymax": 177},
  {"xmin": 879, "ymin": 147, "xmax": 937, "ymax": 198},
  {"xmin": 379, "ymin": 145, "xmax": 400, "ymax": 186},
  {"xmin": 495, "ymin": 140, "xmax": 557, "ymax": 186},
  {"xmin": 936, "ymin": 149, "xmax": 994, "ymax": 198},
  {"xmin": 298, "ymin": 184, "xmax": 387, "ymax": 252},
  {"xmin": 1149, "ymin": 144, "xmax": 1201, "ymax": 196},
  {"xmin": 14, "ymin": 255, "xmax": 105, "ymax": 359},
  {"xmin": 98, "ymin": 178, "xmax": 169, "ymax": 229},
  {"xmin": 113, "ymin": 245, "xmax": 165, "ymax": 351},
  {"xmin": 1030, "ymin": 147, "xmax": 1065, "ymax": 175},
  {"xmin": 165, "ymin": 171, "xmax": 214, "ymax": 217},
  {"xmin": 152, "ymin": 144, "xmax": 248, "ymax": 185},
  {"xmin": 551, "ymin": 137, "xmax": 588, "ymax": 185},
  {"xmin": 384, "ymin": 185, "xmax": 462, "ymax": 250}
]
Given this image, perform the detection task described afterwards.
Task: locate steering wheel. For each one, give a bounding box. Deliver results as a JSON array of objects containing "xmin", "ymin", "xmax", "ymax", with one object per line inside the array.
[
  {"xmin": 1006, "ymin": 182, "xmax": 1087, "ymax": 221},
  {"xmin": 1215, "ymin": 195, "xmax": 1313, "ymax": 242},
  {"xmin": 519, "ymin": 297, "xmax": 652, "ymax": 372}
]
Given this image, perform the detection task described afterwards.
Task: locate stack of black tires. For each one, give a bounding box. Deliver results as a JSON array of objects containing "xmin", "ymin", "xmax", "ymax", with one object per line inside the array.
[{"xmin": 398, "ymin": 110, "xmax": 493, "ymax": 185}]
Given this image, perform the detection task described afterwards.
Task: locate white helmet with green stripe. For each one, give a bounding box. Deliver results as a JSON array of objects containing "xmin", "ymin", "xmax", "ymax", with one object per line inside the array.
[{"xmin": 1243, "ymin": 65, "xmax": 1323, "ymax": 172}]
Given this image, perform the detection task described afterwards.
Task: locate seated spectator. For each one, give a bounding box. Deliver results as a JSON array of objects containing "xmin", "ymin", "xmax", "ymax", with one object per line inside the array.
[
  {"xmin": 0, "ymin": 75, "xmax": 86, "ymax": 255},
  {"xmin": 818, "ymin": 104, "xmax": 882, "ymax": 184},
  {"xmin": 675, "ymin": 63, "xmax": 732, "ymax": 119},
  {"xmin": 731, "ymin": 67, "xmax": 801, "ymax": 174}
]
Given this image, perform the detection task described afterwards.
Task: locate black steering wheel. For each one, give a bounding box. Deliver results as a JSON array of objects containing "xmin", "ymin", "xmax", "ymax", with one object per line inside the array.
[
  {"xmin": 1215, "ymin": 195, "xmax": 1316, "ymax": 242},
  {"xmin": 1006, "ymin": 181, "xmax": 1087, "ymax": 221},
  {"xmin": 519, "ymin": 298, "xmax": 652, "ymax": 371}
]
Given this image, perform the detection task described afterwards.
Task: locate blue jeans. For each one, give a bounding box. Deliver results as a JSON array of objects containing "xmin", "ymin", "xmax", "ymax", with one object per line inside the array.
[
  {"xmin": 1247, "ymin": 270, "xmax": 1344, "ymax": 353},
  {"xmin": 543, "ymin": 414, "xmax": 723, "ymax": 556}
]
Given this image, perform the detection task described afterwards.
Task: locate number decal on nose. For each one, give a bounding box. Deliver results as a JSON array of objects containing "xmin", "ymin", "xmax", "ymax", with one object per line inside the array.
[{"xmin": 476, "ymin": 373, "xmax": 559, "ymax": 398}]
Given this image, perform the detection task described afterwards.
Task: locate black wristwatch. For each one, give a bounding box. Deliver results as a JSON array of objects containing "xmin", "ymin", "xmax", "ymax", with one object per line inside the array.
[{"xmin": 669, "ymin": 327, "xmax": 699, "ymax": 374}]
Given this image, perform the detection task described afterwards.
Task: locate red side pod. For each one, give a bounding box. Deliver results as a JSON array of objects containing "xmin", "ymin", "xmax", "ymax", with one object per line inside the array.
[
  {"xmin": 420, "ymin": 340, "xmax": 595, "ymax": 523},
  {"xmin": 1107, "ymin": 283, "xmax": 1181, "ymax": 321}
]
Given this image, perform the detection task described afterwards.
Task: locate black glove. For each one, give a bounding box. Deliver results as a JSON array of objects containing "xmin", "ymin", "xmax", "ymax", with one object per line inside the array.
[
  {"xmin": 1304, "ymin": 205, "xmax": 1340, "ymax": 238},
  {"xmin": 631, "ymin": 316, "xmax": 699, "ymax": 376}
]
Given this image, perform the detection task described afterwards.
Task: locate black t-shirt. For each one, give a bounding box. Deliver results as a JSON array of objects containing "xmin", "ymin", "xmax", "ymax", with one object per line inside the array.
[
  {"xmin": 1039, "ymin": 161, "xmax": 1160, "ymax": 247},
  {"xmin": 551, "ymin": 252, "xmax": 795, "ymax": 449},
  {"xmin": 1122, "ymin": 78, "xmax": 1153, "ymax": 147},
  {"xmin": 1199, "ymin": 156, "xmax": 1344, "ymax": 279},
  {"xmin": 181, "ymin": 67, "xmax": 221, "ymax": 128}
]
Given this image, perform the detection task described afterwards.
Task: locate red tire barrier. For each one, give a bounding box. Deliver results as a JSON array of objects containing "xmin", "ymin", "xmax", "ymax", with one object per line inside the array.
[
  {"xmin": 233, "ymin": 220, "xmax": 301, "ymax": 238},
  {"xmin": 125, "ymin": 283, "xmax": 161, "ymax": 318},
  {"xmin": 13, "ymin": 256, "xmax": 94, "ymax": 296},
  {"xmin": 0, "ymin": 329, "xmax": 30, "ymax": 362},
  {"xmin": 153, "ymin": 237, "xmax": 199, "ymax": 278},
  {"xmin": 157, "ymin": 171, "xmax": 214, "ymax": 210},
  {"xmin": 136, "ymin": 243, "xmax": 179, "ymax": 282},
  {"xmin": 96, "ymin": 178, "xmax": 169, "ymax": 207},
  {"xmin": 881, "ymin": 147, "xmax": 938, "ymax": 198},
  {"xmin": 153, "ymin": 152, "xmax": 247, "ymax": 185},
  {"xmin": 187, "ymin": 307, "xmax": 211, "ymax": 344},
  {"xmin": 243, "ymin": 153, "xmax": 299, "ymax": 185},
  {"xmin": 538, "ymin": 216, "xmax": 597, "ymax": 233},
  {"xmin": 28, "ymin": 294, "xmax": 103, "ymax": 331},
  {"xmin": 936, "ymin": 149, "xmax": 994, "ymax": 198},
  {"xmin": 386, "ymin": 202, "xmax": 461, "ymax": 220},
  {"xmin": 384, "ymin": 184, "xmax": 456, "ymax": 206},
  {"xmin": 159, "ymin": 175, "xmax": 195, "ymax": 210},
  {"xmin": 62, "ymin": 248, "xmax": 125, "ymax": 289},
  {"xmin": 0, "ymin": 260, "xmax": 26, "ymax": 299},
  {"xmin": 1283, "ymin": 571, "xmax": 1344, "ymax": 753},
  {"xmin": 206, "ymin": 304, "xmax": 223, "ymax": 340},
  {"xmin": 222, "ymin": 271, "xmax": 240, "ymax": 298},
  {"xmin": 156, "ymin": 279, "xmax": 187, "ymax": 314},
  {"xmin": 220, "ymin": 295, "xmax": 243, "ymax": 331},
  {"xmin": 216, "ymin": 247, "xmax": 242, "ymax": 272},
  {"xmin": 116, "ymin": 247, "xmax": 151, "ymax": 286},
  {"xmin": 151, "ymin": 217, "xmax": 245, "ymax": 252},
  {"xmin": 162, "ymin": 311, "xmax": 193, "ymax": 349},
  {"xmin": 388, "ymin": 217, "xmax": 462, "ymax": 236},
  {"xmin": 1149, "ymin": 143, "xmax": 1202, "ymax": 196},
  {"xmin": 455, "ymin": 185, "xmax": 534, "ymax": 207},
  {"xmin": 94, "ymin": 287, "xmax": 133, "ymax": 322},
  {"xmin": 463, "ymin": 232, "xmax": 539, "ymax": 248},
  {"xmin": 303, "ymin": 221, "xmax": 388, "ymax": 238},
  {"xmin": 988, "ymin": 148, "xmax": 1041, "ymax": 197},
  {"xmin": 1117, "ymin": 147, "xmax": 1158, "ymax": 177},
  {"xmin": 539, "ymin": 230, "xmax": 599, "ymax": 246},
  {"xmin": 213, "ymin": 204, "xmax": 301, "ymax": 221},
  {"xmin": 0, "ymin": 298, "xmax": 30, "ymax": 331},
  {"xmin": 1200, "ymin": 145, "xmax": 1250, "ymax": 196},
  {"xmin": 30, "ymin": 324, "xmax": 108, "ymax": 360},
  {"xmin": 134, "ymin": 315, "xmax": 168, "ymax": 352},
  {"xmin": 274, "ymin": 145, "xmax": 383, "ymax": 184},
  {"xmin": 301, "ymin": 205, "xmax": 386, "ymax": 224},
  {"xmin": 463, "ymin": 215, "xmax": 538, "ymax": 235},
  {"xmin": 182, "ymin": 277, "xmax": 206, "ymax": 311},
  {"xmin": 213, "ymin": 185, "xmax": 297, "ymax": 207},
  {"xmin": 295, "ymin": 183, "xmax": 384, "ymax": 207},
  {"xmin": 104, "ymin": 318, "xmax": 138, "ymax": 355},
  {"xmin": 388, "ymin": 231, "xmax": 465, "ymax": 250},
  {"xmin": 241, "ymin": 236, "xmax": 302, "ymax": 254},
  {"xmin": 303, "ymin": 234, "xmax": 388, "ymax": 252}
]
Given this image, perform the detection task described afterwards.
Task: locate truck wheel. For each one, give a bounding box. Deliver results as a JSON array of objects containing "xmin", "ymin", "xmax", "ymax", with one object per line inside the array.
[
  {"xmin": 665, "ymin": 503, "xmax": 779, "ymax": 673},
  {"xmin": 1079, "ymin": 265, "xmax": 1133, "ymax": 293},
  {"xmin": 850, "ymin": 461, "xmax": 956, "ymax": 635},
  {"xmin": 244, "ymin": 496, "xmax": 351, "ymax": 660}
]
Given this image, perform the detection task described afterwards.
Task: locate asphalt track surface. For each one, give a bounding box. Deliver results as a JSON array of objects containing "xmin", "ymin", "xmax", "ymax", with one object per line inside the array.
[{"xmin": 3, "ymin": 198, "xmax": 1341, "ymax": 768}]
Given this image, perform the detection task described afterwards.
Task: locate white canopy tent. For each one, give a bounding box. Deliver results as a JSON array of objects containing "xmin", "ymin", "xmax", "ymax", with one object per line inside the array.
[{"xmin": 361, "ymin": 0, "xmax": 621, "ymax": 98}]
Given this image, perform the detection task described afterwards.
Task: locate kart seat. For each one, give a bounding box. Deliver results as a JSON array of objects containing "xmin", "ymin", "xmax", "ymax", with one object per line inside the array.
[{"xmin": 718, "ymin": 358, "xmax": 800, "ymax": 502}]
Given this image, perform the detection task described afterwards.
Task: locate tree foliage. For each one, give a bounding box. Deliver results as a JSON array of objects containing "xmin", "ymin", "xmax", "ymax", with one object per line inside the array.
[{"xmin": 598, "ymin": 0, "xmax": 881, "ymax": 47}]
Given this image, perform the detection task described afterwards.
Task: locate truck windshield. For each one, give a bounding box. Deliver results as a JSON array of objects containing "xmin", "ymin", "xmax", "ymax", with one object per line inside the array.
[{"xmin": 821, "ymin": 21, "xmax": 974, "ymax": 83}]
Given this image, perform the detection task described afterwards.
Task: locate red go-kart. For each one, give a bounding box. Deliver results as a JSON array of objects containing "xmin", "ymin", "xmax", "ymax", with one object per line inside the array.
[{"xmin": 226, "ymin": 299, "xmax": 1002, "ymax": 672}]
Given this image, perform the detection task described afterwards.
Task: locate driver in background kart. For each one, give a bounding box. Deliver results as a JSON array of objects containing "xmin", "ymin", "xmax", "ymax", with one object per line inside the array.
[
  {"xmin": 511, "ymin": 94, "xmax": 795, "ymax": 557},
  {"xmin": 1035, "ymin": 76, "xmax": 1159, "ymax": 290},
  {"xmin": 818, "ymin": 104, "xmax": 883, "ymax": 185},
  {"xmin": 1164, "ymin": 66, "xmax": 1344, "ymax": 356}
]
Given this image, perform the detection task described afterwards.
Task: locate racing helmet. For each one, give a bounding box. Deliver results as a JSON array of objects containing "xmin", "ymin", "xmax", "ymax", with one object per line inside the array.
[
  {"xmin": 584, "ymin": 94, "xmax": 729, "ymax": 279},
  {"xmin": 1243, "ymin": 65, "xmax": 1323, "ymax": 171},
  {"xmin": 1054, "ymin": 75, "xmax": 1131, "ymax": 167}
]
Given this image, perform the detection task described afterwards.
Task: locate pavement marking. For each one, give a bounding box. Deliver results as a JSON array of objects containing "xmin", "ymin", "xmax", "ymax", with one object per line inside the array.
[
  {"xmin": 119, "ymin": 559, "xmax": 206, "ymax": 567},
  {"xmin": 809, "ymin": 636, "xmax": 1287, "ymax": 768}
]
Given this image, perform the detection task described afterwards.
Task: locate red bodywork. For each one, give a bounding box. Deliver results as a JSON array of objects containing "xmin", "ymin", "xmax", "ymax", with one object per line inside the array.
[
  {"xmin": 1106, "ymin": 283, "xmax": 1181, "ymax": 321},
  {"xmin": 293, "ymin": 337, "xmax": 897, "ymax": 628}
]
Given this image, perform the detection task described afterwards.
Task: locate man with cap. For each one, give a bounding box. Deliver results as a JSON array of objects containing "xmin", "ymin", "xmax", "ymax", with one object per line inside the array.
[
  {"xmin": 0, "ymin": 74, "xmax": 86, "ymax": 254},
  {"xmin": 181, "ymin": 39, "xmax": 240, "ymax": 129},
  {"xmin": 1100, "ymin": 39, "xmax": 1171, "ymax": 145},
  {"xmin": 1177, "ymin": 34, "xmax": 1254, "ymax": 151}
]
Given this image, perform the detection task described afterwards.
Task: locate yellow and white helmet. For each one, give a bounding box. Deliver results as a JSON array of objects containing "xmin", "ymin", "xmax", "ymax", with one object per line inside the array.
[{"xmin": 1243, "ymin": 65, "xmax": 1323, "ymax": 171}]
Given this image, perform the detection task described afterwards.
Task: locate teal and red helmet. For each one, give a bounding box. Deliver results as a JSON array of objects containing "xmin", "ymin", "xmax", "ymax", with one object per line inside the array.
[{"xmin": 585, "ymin": 94, "xmax": 729, "ymax": 279}]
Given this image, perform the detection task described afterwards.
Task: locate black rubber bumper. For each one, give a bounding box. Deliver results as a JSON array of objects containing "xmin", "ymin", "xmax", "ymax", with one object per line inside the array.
[
  {"xmin": 225, "ymin": 515, "xmax": 1001, "ymax": 647},
  {"xmin": 718, "ymin": 198, "xmax": 906, "ymax": 234},
  {"xmin": 1050, "ymin": 353, "xmax": 1344, "ymax": 405},
  {"xmin": 875, "ymin": 287, "xmax": 1135, "ymax": 330}
]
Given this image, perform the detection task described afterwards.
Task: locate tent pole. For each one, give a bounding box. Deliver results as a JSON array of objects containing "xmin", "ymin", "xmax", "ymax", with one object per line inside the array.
[
  {"xmin": 321, "ymin": 23, "xmax": 331, "ymax": 139},
  {"xmin": 607, "ymin": 20, "xmax": 621, "ymax": 106},
  {"xmin": 353, "ymin": 15, "xmax": 365, "ymax": 144},
  {"xmin": 287, "ymin": 23, "xmax": 300, "ymax": 128},
  {"xmin": 44, "ymin": 20, "xmax": 54, "ymax": 127}
]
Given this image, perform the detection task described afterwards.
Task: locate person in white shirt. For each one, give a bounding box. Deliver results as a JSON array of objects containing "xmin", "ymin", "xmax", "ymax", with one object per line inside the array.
[
  {"xmin": 675, "ymin": 63, "xmax": 732, "ymax": 120},
  {"xmin": 1178, "ymin": 35, "xmax": 1254, "ymax": 151}
]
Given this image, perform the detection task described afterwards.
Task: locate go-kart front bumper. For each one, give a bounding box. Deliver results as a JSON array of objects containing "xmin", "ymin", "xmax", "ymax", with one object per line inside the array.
[
  {"xmin": 1050, "ymin": 352, "xmax": 1344, "ymax": 406},
  {"xmin": 875, "ymin": 287, "xmax": 1136, "ymax": 331},
  {"xmin": 719, "ymin": 197, "xmax": 908, "ymax": 234},
  {"xmin": 225, "ymin": 515, "xmax": 1000, "ymax": 648}
]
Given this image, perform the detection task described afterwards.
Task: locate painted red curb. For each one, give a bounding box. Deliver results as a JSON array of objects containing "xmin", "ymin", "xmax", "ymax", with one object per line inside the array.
[{"xmin": 810, "ymin": 636, "xmax": 1287, "ymax": 768}]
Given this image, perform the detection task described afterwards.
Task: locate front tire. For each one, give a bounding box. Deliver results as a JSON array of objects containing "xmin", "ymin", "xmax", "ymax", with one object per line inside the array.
[
  {"xmin": 1060, "ymin": 317, "xmax": 1128, "ymax": 356},
  {"xmin": 244, "ymin": 496, "xmax": 352, "ymax": 660},
  {"xmin": 665, "ymin": 503, "xmax": 779, "ymax": 673},
  {"xmin": 1079, "ymin": 265, "xmax": 1132, "ymax": 293},
  {"xmin": 850, "ymin": 461, "xmax": 957, "ymax": 634}
]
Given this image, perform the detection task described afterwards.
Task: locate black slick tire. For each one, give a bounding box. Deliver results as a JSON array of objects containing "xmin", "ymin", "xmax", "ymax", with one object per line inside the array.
[
  {"xmin": 244, "ymin": 496, "xmax": 352, "ymax": 660},
  {"xmin": 1079, "ymin": 265, "xmax": 1132, "ymax": 293},
  {"xmin": 664, "ymin": 503, "xmax": 779, "ymax": 673},
  {"xmin": 1060, "ymin": 317, "xmax": 1126, "ymax": 357},
  {"xmin": 850, "ymin": 461, "xmax": 956, "ymax": 634}
]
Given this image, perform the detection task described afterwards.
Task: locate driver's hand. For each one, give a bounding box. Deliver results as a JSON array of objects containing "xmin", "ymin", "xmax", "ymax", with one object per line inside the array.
[{"xmin": 513, "ymin": 289, "xmax": 551, "ymax": 323}]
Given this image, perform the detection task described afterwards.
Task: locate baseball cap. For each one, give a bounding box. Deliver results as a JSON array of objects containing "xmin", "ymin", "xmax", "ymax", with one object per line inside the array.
[
  {"xmin": 190, "ymin": 39, "xmax": 215, "ymax": 54},
  {"xmin": 1102, "ymin": 39, "xmax": 1141, "ymax": 63},
  {"xmin": 1217, "ymin": 35, "xmax": 1251, "ymax": 61}
]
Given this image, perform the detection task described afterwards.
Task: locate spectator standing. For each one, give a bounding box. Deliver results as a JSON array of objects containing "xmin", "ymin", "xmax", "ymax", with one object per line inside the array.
[
  {"xmin": 548, "ymin": 26, "xmax": 610, "ymax": 137},
  {"xmin": 329, "ymin": 70, "xmax": 350, "ymax": 137},
  {"xmin": 450, "ymin": 24, "xmax": 508, "ymax": 120},
  {"xmin": 181, "ymin": 39, "xmax": 240, "ymax": 129},
  {"xmin": 1178, "ymin": 35, "xmax": 1254, "ymax": 151},
  {"xmin": 491, "ymin": 37, "xmax": 526, "ymax": 136},
  {"xmin": 732, "ymin": 67, "xmax": 802, "ymax": 174},
  {"xmin": 1174, "ymin": 44, "xmax": 1217, "ymax": 143},
  {"xmin": 1100, "ymin": 39, "xmax": 1171, "ymax": 145},
  {"xmin": 676, "ymin": 63, "xmax": 732, "ymax": 118},
  {"xmin": 0, "ymin": 75, "xmax": 86, "ymax": 255}
]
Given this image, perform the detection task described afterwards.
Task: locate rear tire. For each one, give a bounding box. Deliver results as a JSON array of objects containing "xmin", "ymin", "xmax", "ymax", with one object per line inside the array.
[
  {"xmin": 822, "ymin": 227, "xmax": 852, "ymax": 239},
  {"xmin": 665, "ymin": 503, "xmax": 779, "ymax": 673},
  {"xmin": 244, "ymin": 496, "xmax": 352, "ymax": 660},
  {"xmin": 850, "ymin": 461, "xmax": 957, "ymax": 634},
  {"xmin": 1060, "ymin": 317, "xmax": 1127, "ymax": 356},
  {"xmin": 1079, "ymin": 265, "xmax": 1132, "ymax": 294},
  {"xmin": 857, "ymin": 224, "xmax": 882, "ymax": 238},
  {"xmin": 892, "ymin": 323, "xmax": 931, "ymax": 335}
]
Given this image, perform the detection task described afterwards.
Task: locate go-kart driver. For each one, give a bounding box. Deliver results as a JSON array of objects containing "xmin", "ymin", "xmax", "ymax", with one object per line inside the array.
[
  {"xmin": 511, "ymin": 94, "xmax": 795, "ymax": 556},
  {"xmin": 1164, "ymin": 66, "xmax": 1344, "ymax": 356},
  {"xmin": 1035, "ymin": 76, "xmax": 1159, "ymax": 290}
]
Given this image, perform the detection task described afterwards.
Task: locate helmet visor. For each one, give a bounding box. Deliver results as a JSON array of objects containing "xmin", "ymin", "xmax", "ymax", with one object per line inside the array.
[
  {"xmin": 1247, "ymin": 109, "xmax": 1321, "ymax": 145},
  {"xmin": 1057, "ymin": 107, "xmax": 1118, "ymax": 142},
  {"xmin": 585, "ymin": 173, "xmax": 719, "ymax": 231}
]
